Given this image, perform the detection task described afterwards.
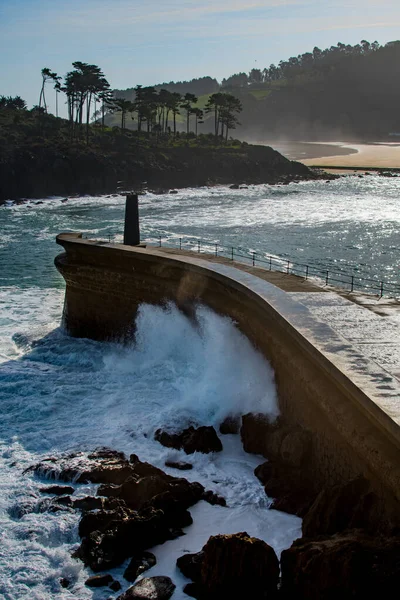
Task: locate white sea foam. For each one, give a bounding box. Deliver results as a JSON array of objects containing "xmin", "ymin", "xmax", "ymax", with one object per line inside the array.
[{"xmin": 0, "ymin": 289, "xmax": 297, "ymax": 599}]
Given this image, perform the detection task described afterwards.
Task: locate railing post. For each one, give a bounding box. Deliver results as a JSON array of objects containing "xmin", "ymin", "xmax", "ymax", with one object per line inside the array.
[
  {"xmin": 198, "ymin": 240, "xmax": 200, "ymax": 253},
  {"xmin": 215, "ymin": 243, "xmax": 218, "ymax": 257},
  {"xmin": 231, "ymin": 247, "xmax": 234, "ymax": 261},
  {"xmin": 159, "ymin": 235, "xmax": 162, "ymax": 247},
  {"xmin": 305, "ymin": 265, "xmax": 309, "ymax": 280},
  {"xmin": 287, "ymin": 260, "xmax": 290, "ymax": 274},
  {"xmin": 252, "ymin": 252, "xmax": 256, "ymax": 266},
  {"xmin": 269, "ymin": 256, "xmax": 272, "ymax": 271},
  {"xmin": 179, "ymin": 237, "xmax": 182, "ymax": 250},
  {"xmin": 380, "ymin": 281, "xmax": 384, "ymax": 298},
  {"xmin": 326, "ymin": 270, "xmax": 329, "ymax": 285},
  {"xmin": 351, "ymin": 275, "xmax": 354, "ymax": 292}
]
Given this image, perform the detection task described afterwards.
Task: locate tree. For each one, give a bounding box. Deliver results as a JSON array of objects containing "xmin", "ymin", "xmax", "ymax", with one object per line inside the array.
[
  {"xmin": 205, "ymin": 93, "xmax": 242, "ymax": 139},
  {"xmin": 180, "ymin": 93, "xmax": 198, "ymax": 134},
  {"xmin": 39, "ymin": 67, "xmax": 59, "ymax": 112},
  {"xmin": 0, "ymin": 95, "xmax": 27, "ymax": 110},
  {"xmin": 192, "ymin": 107, "xmax": 204, "ymax": 135},
  {"xmin": 113, "ymin": 98, "xmax": 135, "ymax": 130}
]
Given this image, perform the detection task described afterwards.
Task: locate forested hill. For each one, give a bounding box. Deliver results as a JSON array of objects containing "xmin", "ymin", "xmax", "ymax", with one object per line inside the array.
[{"xmin": 113, "ymin": 40, "xmax": 400, "ymax": 140}]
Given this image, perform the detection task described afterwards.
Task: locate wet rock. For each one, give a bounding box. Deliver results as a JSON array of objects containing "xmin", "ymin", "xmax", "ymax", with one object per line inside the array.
[
  {"xmin": 98, "ymin": 475, "xmax": 170, "ymax": 510},
  {"xmin": 124, "ymin": 552, "xmax": 157, "ymax": 582},
  {"xmin": 155, "ymin": 426, "xmax": 222, "ymax": 454},
  {"xmin": 110, "ymin": 580, "xmax": 122, "ymax": 591},
  {"xmin": 200, "ymin": 532, "xmax": 279, "ymax": 598},
  {"xmin": 73, "ymin": 496, "xmax": 104, "ymax": 511},
  {"xmin": 60, "ymin": 577, "xmax": 70, "ymax": 588},
  {"xmin": 29, "ymin": 447, "xmax": 136, "ymax": 485},
  {"xmin": 176, "ymin": 552, "xmax": 204, "ymax": 582},
  {"xmin": 219, "ymin": 415, "xmax": 240, "ymax": 435},
  {"xmin": 255, "ymin": 460, "xmax": 315, "ymax": 517},
  {"xmin": 165, "ymin": 461, "xmax": 193, "ymax": 471},
  {"xmin": 85, "ymin": 573, "xmax": 114, "ymax": 587},
  {"xmin": 76, "ymin": 506, "xmax": 168, "ymax": 571},
  {"xmin": 40, "ymin": 485, "xmax": 75, "ymax": 496},
  {"xmin": 229, "ymin": 184, "xmax": 240, "ymax": 189},
  {"xmin": 182, "ymin": 427, "xmax": 222, "ymax": 454},
  {"xmin": 280, "ymin": 530, "xmax": 400, "ymax": 599},
  {"xmin": 61, "ymin": 198, "xmax": 68, "ymax": 203},
  {"xmin": 240, "ymin": 413, "xmax": 278, "ymax": 457},
  {"xmin": 154, "ymin": 430, "xmax": 183, "ymax": 450},
  {"xmin": 117, "ymin": 576, "xmax": 176, "ymax": 599},
  {"xmin": 53, "ymin": 495, "xmax": 73, "ymax": 508},
  {"xmin": 302, "ymin": 476, "xmax": 382, "ymax": 537},
  {"xmin": 169, "ymin": 189, "xmax": 178, "ymax": 194},
  {"xmin": 201, "ymin": 490, "xmax": 226, "ymax": 507}
]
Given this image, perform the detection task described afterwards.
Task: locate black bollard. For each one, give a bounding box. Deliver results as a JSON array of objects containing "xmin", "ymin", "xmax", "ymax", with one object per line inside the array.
[{"xmin": 124, "ymin": 194, "xmax": 140, "ymax": 245}]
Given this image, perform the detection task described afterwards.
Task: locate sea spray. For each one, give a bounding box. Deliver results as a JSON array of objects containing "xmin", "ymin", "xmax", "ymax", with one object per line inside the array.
[{"xmin": 0, "ymin": 292, "xmax": 299, "ymax": 599}]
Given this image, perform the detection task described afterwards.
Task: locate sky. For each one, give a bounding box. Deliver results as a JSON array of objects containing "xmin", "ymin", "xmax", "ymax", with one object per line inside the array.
[{"xmin": 1, "ymin": 0, "xmax": 400, "ymax": 114}]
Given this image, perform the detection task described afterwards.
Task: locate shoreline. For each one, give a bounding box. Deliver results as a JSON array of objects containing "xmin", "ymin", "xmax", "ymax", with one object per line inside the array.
[{"xmin": 262, "ymin": 140, "xmax": 400, "ymax": 169}]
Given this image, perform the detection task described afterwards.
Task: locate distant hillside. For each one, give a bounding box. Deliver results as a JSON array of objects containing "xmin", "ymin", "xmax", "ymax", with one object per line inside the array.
[{"xmin": 111, "ymin": 40, "xmax": 400, "ymax": 140}]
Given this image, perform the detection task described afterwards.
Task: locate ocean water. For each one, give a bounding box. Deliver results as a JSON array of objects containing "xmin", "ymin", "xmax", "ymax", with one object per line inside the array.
[{"xmin": 0, "ymin": 176, "xmax": 399, "ymax": 598}]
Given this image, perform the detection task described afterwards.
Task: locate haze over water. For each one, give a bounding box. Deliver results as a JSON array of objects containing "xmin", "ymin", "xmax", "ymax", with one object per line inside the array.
[{"xmin": 0, "ymin": 176, "xmax": 399, "ymax": 598}]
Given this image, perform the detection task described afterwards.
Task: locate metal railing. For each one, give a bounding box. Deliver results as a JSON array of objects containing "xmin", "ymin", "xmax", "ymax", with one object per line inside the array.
[
  {"xmin": 86, "ymin": 231, "xmax": 400, "ymax": 299},
  {"xmin": 144, "ymin": 234, "xmax": 400, "ymax": 299}
]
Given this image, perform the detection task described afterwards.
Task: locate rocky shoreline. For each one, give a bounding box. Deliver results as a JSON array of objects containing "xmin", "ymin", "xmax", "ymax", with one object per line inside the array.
[
  {"xmin": 20, "ymin": 416, "xmax": 400, "ymax": 599},
  {"xmin": 0, "ymin": 139, "xmax": 336, "ymax": 204}
]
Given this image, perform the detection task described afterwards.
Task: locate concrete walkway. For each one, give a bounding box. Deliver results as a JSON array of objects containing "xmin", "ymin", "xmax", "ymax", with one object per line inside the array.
[{"xmin": 159, "ymin": 247, "xmax": 400, "ymax": 383}]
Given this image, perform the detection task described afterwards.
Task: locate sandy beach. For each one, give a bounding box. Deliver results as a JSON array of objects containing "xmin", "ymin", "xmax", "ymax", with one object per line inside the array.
[{"xmin": 268, "ymin": 140, "xmax": 400, "ymax": 169}]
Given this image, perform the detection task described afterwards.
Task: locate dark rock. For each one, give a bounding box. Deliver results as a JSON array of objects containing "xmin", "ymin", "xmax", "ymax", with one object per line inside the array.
[
  {"xmin": 181, "ymin": 427, "xmax": 222, "ymax": 454},
  {"xmin": 124, "ymin": 552, "xmax": 157, "ymax": 582},
  {"xmin": 302, "ymin": 476, "xmax": 382, "ymax": 537},
  {"xmin": 219, "ymin": 415, "xmax": 240, "ymax": 435},
  {"xmin": 40, "ymin": 485, "xmax": 75, "ymax": 496},
  {"xmin": 255, "ymin": 460, "xmax": 315, "ymax": 517},
  {"xmin": 280, "ymin": 530, "xmax": 400, "ymax": 599},
  {"xmin": 117, "ymin": 576, "xmax": 175, "ymax": 599},
  {"xmin": 30, "ymin": 447, "xmax": 136, "ymax": 485},
  {"xmin": 241, "ymin": 413, "xmax": 279, "ymax": 457},
  {"xmin": 73, "ymin": 496, "xmax": 105, "ymax": 511},
  {"xmin": 183, "ymin": 582, "xmax": 202, "ymax": 598},
  {"xmin": 76, "ymin": 506, "xmax": 168, "ymax": 571},
  {"xmin": 61, "ymin": 197, "xmax": 68, "ymax": 202},
  {"xmin": 165, "ymin": 461, "xmax": 193, "ymax": 471},
  {"xmin": 229, "ymin": 184, "xmax": 240, "ymax": 189},
  {"xmin": 60, "ymin": 578, "xmax": 70, "ymax": 588},
  {"xmin": 169, "ymin": 190, "xmax": 178, "ymax": 194},
  {"xmin": 85, "ymin": 573, "xmax": 114, "ymax": 587},
  {"xmin": 201, "ymin": 490, "xmax": 226, "ymax": 507},
  {"xmin": 155, "ymin": 426, "xmax": 222, "ymax": 454},
  {"xmin": 154, "ymin": 430, "xmax": 183, "ymax": 450},
  {"xmin": 54, "ymin": 495, "xmax": 73, "ymax": 507},
  {"xmin": 98, "ymin": 475, "xmax": 170, "ymax": 510},
  {"xmin": 176, "ymin": 552, "xmax": 204, "ymax": 582},
  {"xmin": 110, "ymin": 580, "xmax": 122, "ymax": 591},
  {"xmin": 200, "ymin": 532, "xmax": 280, "ymax": 598}
]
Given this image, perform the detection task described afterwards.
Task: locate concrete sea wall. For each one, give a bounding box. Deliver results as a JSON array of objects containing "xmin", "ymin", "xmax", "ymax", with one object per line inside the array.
[{"xmin": 55, "ymin": 233, "xmax": 400, "ymax": 527}]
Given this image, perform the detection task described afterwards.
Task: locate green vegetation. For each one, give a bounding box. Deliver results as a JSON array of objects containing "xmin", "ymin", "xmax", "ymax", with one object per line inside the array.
[{"xmin": 112, "ymin": 39, "xmax": 400, "ymax": 140}]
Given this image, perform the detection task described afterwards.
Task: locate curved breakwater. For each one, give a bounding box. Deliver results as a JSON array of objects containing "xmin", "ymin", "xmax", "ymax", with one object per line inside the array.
[{"xmin": 0, "ymin": 290, "xmax": 299, "ymax": 599}]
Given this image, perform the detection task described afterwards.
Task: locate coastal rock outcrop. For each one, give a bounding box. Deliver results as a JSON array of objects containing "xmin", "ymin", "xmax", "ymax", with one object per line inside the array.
[
  {"xmin": 177, "ymin": 532, "xmax": 280, "ymax": 599},
  {"xmin": 117, "ymin": 576, "xmax": 176, "ymax": 599},
  {"xmin": 27, "ymin": 448, "xmax": 204, "ymax": 571},
  {"xmin": 280, "ymin": 530, "xmax": 400, "ymax": 599},
  {"xmin": 124, "ymin": 552, "xmax": 157, "ymax": 582},
  {"xmin": 154, "ymin": 426, "xmax": 223, "ymax": 454}
]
